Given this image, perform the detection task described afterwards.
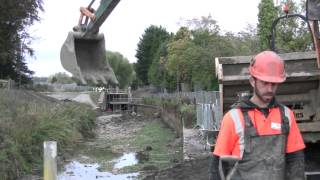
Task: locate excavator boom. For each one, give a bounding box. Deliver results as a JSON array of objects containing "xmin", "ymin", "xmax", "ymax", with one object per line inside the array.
[
  {"xmin": 83, "ymin": 0, "xmax": 120, "ymax": 38},
  {"xmin": 60, "ymin": 0, "xmax": 120, "ymax": 86}
]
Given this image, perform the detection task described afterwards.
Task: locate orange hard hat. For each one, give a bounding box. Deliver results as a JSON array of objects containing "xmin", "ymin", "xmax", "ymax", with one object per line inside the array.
[{"xmin": 249, "ymin": 51, "xmax": 286, "ymax": 83}]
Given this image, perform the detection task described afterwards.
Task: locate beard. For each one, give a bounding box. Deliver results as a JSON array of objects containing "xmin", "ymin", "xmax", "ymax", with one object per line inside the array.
[{"xmin": 254, "ymin": 84, "xmax": 275, "ymax": 104}]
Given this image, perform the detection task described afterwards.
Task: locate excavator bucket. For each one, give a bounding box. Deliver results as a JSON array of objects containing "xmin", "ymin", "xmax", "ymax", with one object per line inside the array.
[{"xmin": 60, "ymin": 31, "xmax": 118, "ymax": 85}]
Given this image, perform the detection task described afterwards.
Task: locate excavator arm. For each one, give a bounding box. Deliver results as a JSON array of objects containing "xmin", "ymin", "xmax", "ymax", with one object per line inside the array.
[
  {"xmin": 83, "ymin": 0, "xmax": 120, "ymax": 38},
  {"xmin": 60, "ymin": 0, "xmax": 120, "ymax": 86},
  {"xmin": 270, "ymin": 0, "xmax": 320, "ymax": 68},
  {"xmin": 307, "ymin": 0, "xmax": 320, "ymax": 68},
  {"xmin": 215, "ymin": 0, "xmax": 320, "ymax": 143}
]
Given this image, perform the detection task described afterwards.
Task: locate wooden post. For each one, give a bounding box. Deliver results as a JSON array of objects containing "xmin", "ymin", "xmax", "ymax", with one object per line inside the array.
[
  {"xmin": 7, "ymin": 79, "xmax": 11, "ymax": 90},
  {"xmin": 44, "ymin": 141, "xmax": 57, "ymax": 180}
]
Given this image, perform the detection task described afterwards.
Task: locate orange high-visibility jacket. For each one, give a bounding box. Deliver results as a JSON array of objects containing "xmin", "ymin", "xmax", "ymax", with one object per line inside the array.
[{"xmin": 213, "ymin": 106, "xmax": 305, "ymax": 159}]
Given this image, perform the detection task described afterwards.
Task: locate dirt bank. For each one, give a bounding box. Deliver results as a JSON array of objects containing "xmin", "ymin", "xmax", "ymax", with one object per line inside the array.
[
  {"xmin": 56, "ymin": 107, "xmax": 182, "ymax": 179},
  {"xmin": 42, "ymin": 91, "xmax": 210, "ymax": 179}
]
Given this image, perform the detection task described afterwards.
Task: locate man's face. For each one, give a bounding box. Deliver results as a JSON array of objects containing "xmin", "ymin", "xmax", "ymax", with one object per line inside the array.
[{"xmin": 250, "ymin": 78, "xmax": 279, "ymax": 104}]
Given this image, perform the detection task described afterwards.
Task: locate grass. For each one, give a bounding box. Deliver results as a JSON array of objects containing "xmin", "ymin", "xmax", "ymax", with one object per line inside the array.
[
  {"xmin": 99, "ymin": 120, "xmax": 181, "ymax": 178},
  {"xmin": 0, "ymin": 89, "xmax": 97, "ymax": 179}
]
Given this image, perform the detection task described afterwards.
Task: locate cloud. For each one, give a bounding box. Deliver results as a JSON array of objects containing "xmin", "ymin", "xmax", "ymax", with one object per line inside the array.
[{"xmin": 27, "ymin": 0, "xmax": 258, "ymax": 77}]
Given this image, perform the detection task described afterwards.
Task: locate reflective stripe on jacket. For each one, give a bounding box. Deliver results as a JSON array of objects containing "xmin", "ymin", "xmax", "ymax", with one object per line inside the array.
[{"xmin": 228, "ymin": 105, "xmax": 291, "ymax": 159}]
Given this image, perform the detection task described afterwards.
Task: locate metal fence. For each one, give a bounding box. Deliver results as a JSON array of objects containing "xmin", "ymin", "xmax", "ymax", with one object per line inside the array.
[
  {"xmin": 155, "ymin": 91, "xmax": 197, "ymax": 100},
  {"xmin": 195, "ymin": 91, "xmax": 222, "ymax": 131},
  {"xmin": 153, "ymin": 91, "xmax": 222, "ymax": 131}
]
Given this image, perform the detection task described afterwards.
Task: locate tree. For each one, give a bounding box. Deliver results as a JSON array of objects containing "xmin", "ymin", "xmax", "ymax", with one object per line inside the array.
[
  {"xmin": 236, "ymin": 24, "xmax": 260, "ymax": 55},
  {"xmin": 166, "ymin": 27, "xmax": 194, "ymax": 90},
  {"xmin": 257, "ymin": 0, "xmax": 277, "ymax": 50},
  {"xmin": 0, "ymin": 0, "xmax": 43, "ymax": 84},
  {"xmin": 107, "ymin": 51, "xmax": 135, "ymax": 89},
  {"xmin": 48, "ymin": 72, "xmax": 74, "ymax": 84},
  {"xmin": 272, "ymin": 0, "xmax": 312, "ymax": 52},
  {"xmin": 135, "ymin": 25, "xmax": 170, "ymax": 85},
  {"xmin": 148, "ymin": 42, "xmax": 168, "ymax": 89}
]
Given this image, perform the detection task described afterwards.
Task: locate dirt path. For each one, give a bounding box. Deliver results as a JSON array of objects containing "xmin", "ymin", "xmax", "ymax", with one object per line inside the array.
[
  {"xmin": 45, "ymin": 92, "xmax": 98, "ymax": 108},
  {"xmin": 72, "ymin": 93, "xmax": 97, "ymax": 108}
]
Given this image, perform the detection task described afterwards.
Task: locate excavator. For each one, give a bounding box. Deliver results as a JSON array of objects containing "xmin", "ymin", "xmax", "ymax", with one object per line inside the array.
[
  {"xmin": 216, "ymin": 0, "xmax": 320, "ymax": 143},
  {"xmin": 60, "ymin": 0, "xmax": 120, "ymax": 86},
  {"xmin": 216, "ymin": 1, "xmax": 320, "ymax": 179}
]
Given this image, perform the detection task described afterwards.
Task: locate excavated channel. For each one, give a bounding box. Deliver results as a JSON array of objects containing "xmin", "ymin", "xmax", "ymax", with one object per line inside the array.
[{"xmin": 57, "ymin": 114, "xmax": 142, "ymax": 180}]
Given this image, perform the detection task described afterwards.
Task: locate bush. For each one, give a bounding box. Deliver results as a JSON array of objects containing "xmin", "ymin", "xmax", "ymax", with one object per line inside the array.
[
  {"xmin": 142, "ymin": 97, "xmax": 161, "ymax": 105},
  {"xmin": 142, "ymin": 96, "xmax": 196, "ymax": 127},
  {"xmin": 0, "ymin": 89, "xmax": 96, "ymax": 179},
  {"xmin": 179, "ymin": 103, "xmax": 196, "ymax": 128}
]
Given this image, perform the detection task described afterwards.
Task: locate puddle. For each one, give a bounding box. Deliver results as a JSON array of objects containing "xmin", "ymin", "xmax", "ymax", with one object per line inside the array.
[
  {"xmin": 113, "ymin": 153, "xmax": 138, "ymax": 169},
  {"xmin": 58, "ymin": 153, "xmax": 139, "ymax": 180},
  {"xmin": 58, "ymin": 161, "xmax": 139, "ymax": 180}
]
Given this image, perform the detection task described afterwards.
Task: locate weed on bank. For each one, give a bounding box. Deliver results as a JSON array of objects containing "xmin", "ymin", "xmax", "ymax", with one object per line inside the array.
[{"xmin": 0, "ymin": 89, "xmax": 96, "ymax": 179}]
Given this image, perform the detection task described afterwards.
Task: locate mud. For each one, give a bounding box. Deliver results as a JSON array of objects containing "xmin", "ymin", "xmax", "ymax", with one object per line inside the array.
[
  {"xmin": 55, "ymin": 107, "xmax": 182, "ymax": 179},
  {"xmin": 39, "ymin": 92, "xmax": 211, "ymax": 179},
  {"xmin": 143, "ymin": 157, "xmax": 209, "ymax": 180}
]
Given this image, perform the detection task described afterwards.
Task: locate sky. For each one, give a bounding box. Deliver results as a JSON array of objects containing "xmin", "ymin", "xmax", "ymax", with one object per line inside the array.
[{"xmin": 27, "ymin": 0, "xmax": 260, "ymax": 77}]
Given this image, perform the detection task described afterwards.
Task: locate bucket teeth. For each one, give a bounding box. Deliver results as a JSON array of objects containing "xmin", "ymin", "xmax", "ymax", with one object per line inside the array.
[
  {"xmin": 99, "ymin": 74, "xmax": 108, "ymax": 85},
  {"xmin": 60, "ymin": 32, "xmax": 118, "ymax": 86}
]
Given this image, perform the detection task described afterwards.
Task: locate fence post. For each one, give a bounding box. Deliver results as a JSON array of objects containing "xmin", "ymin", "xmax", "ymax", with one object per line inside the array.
[
  {"xmin": 7, "ymin": 79, "xmax": 10, "ymax": 90},
  {"xmin": 44, "ymin": 141, "xmax": 57, "ymax": 180}
]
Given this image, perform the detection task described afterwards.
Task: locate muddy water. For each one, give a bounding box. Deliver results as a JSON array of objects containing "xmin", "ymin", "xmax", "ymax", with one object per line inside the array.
[
  {"xmin": 58, "ymin": 153, "xmax": 139, "ymax": 180},
  {"xmin": 57, "ymin": 113, "xmax": 142, "ymax": 180}
]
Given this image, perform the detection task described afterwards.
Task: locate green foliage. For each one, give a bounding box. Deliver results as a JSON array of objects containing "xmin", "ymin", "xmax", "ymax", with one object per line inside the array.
[
  {"xmin": 148, "ymin": 43, "xmax": 168, "ymax": 89},
  {"xmin": 0, "ymin": 0, "xmax": 43, "ymax": 84},
  {"xmin": 48, "ymin": 72, "xmax": 74, "ymax": 84},
  {"xmin": 130, "ymin": 69, "xmax": 143, "ymax": 90},
  {"xmin": 179, "ymin": 103, "xmax": 196, "ymax": 128},
  {"xmin": 0, "ymin": 89, "xmax": 96, "ymax": 179},
  {"xmin": 258, "ymin": 0, "xmax": 277, "ymax": 50},
  {"xmin": 179, "ymin": 103, "xmax": 194, "ymax": 114},
  {"xmin": 107, "ymin": 51, "xmax": 135, "ymax": 89},
  {"xmin": 142, "ymin": 96, "xmax": 196, "ymax": 128},
  {"xmin": 162, "ymin": 15, "xmax": 260, "ymax": 91},
  {"xmin": 143, "ymin": 97, "xmax": 179, "ymax": 111},
  {"xmin": 107, "ymin": 119, "xmax": 179, "ymax": 172},
  {"xmin": 257, "ymin": 0, "xmax": 312, "ymax": 52},
  {"xmin": 142, "ymin": 97, "xmax": 161, "ymax": 106},
  {"xmin": 135, "ymin": 25, "xmax": 170, "ymax": 85},
  {"xmin": 137, "ymin": 15, "xmax": 264, "ymax": 91},
  {"xmin": 272, "ymin": 0, "xmax": 312, "ymax": 52},
  {"xmin": 236, "ymin": 24, "xmax": 260, "ymax": 55},
  {"xmin": 166, "ymin": 28, "xmax": 195, "ymax": 84},
  {"xmin": 139, "ymin": 10, "xmax": 314, "ymax": 91},
  {"xmin": 166, "ymin": 18, "xmax": 222, "ymax": 91}
]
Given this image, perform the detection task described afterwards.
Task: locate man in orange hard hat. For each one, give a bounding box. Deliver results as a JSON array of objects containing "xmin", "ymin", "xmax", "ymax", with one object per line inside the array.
[{"xmin": 209, "ymin": 51, "xmax": 305, "ymax": 180}]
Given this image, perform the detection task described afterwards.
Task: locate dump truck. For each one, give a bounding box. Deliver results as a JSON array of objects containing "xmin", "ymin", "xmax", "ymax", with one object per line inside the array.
[
  {"xmin": 215, "ymin": 0, "xmax": 320, "ymax": 143},
  {"xmin": 60, "ymin": 0, "xmax": 120, "ymax": 86}
]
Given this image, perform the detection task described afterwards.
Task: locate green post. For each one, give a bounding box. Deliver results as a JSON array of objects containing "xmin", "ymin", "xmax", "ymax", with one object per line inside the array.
[{"xmin": 44, "ymin": 141, "xmax": 57, "ymax": 180}]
